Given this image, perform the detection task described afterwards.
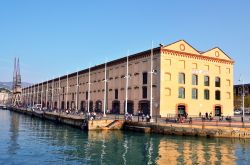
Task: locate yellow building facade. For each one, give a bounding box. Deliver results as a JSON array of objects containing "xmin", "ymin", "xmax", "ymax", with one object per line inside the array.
[
  {"xmin": 21, "ymin": 40, "xmax": 234, "ymax": 117},
  {"xmin": 160, "ymin": 40, "xmax": 234, "ymax": 117}
]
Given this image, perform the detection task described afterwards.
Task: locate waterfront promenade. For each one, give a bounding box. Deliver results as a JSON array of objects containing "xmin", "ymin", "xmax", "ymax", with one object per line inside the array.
[{"xmin": 5, "ymin": 107, "xmax": 250, "ymax": 139}]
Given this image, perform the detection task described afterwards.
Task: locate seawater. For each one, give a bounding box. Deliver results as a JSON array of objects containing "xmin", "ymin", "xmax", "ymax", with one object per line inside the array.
[{"xmin": 0, "ymin": 110, "xmax": 250, "ymax": 165}]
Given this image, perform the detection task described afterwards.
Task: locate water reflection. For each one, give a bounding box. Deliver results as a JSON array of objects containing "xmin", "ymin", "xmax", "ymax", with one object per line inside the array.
[
  {"xmin": 8, "ymin": 112, "xmax": 20, "ymax": 155},
  {"xmin": 157, "ymin": 137, "xmax": 238, "ymax": 165},
  {"xmin": 1, "ymin": 110, "xmax": 250, "ymax": 164}
]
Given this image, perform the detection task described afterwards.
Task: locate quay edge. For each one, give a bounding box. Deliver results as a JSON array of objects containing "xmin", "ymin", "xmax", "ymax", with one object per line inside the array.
[
  {"xmin": 124, "ymin": 121, "xmax": 250, "ymax": 139},
  {"xmin": 5, "ymin": 108, "xmax": 250, "ymax": 139}
]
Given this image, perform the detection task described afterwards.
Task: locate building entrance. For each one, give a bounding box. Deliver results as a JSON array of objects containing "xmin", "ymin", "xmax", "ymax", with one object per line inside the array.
[
  {"xmin": 215, "ymin": 106, "xmax": 222, "ymax": 116},
  {"xmin": 139, "ymin": 101, "xmax": 150, "ymax": 115},
  {"xmin": 61, "ymin": 101, "xmax": 64, "ymax": 110},
  {"xmin": 112, "ymin": 101, "xmax": 120, "ymax": 114},
  {"xmin": 178, "ymin": 105, "xmax": 186, "ymax": 116},
  {"xmin": 95, "ymin": 100, "xmax": 102, "ymax": 112},
  {"xmin": 124, "ymin": 101, "xmax": 134, "ymax": 114}
]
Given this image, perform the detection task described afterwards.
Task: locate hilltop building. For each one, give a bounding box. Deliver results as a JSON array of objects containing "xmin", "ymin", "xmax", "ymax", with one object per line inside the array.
[
  {"xmin": 0, "ymin": 88, "xmax": 11, "ymax": 105},
  {"xmin": 234, "ymin": 83, "xmax": 250, "ymax": 109},
  {"xmin": 21, "ymin": 40, "xmax": 234, "ymax": 117}
]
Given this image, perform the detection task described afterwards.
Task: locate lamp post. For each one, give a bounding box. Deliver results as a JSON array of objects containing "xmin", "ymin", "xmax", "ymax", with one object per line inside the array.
[
  {"xmin": 125, "ymin": 54, "xmax": 129, "ymax": 115},
  {"xmin": 240, "ymin": 77, "xmax": 245, "ymax": 122},
  {"xmin": 37, "ymin": 83, "xmax": 39, "ymax": 105},
  {"xmin": 103, "ymin": 62, "xmax": 107, "ymax": 117},
  {"xmin": 239, "ymin": 75, "xmax": 245, "ymax": 122},
  {"xmin": 46, "ymin": 80, "xmax": 48, "ymax": 109},
  {"xmin": 58, "ymin": 76, "xmax": 61, "ymax": 110},
  {"xmin": 76, "ymin": 71, "xmax": 79, "ymax": 111},
  {"xmin": 52, "ymin": 77, "xmax": 54, "ymax": 110},
  {"xmin": 149, "ymin": 41, "xmax": 157, "ymax": 122},
  {"xmin": 88, "ymin": 67, "xmax": 91, "ymax": 113}
]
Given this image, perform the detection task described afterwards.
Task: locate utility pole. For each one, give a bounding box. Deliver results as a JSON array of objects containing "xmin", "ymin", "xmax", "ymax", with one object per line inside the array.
[
  {"xmin": 46, "ymin": 80, "xmax": 48, "ymax": 108},
  {"xmin": 125, "ymin": 53, "xmax": 129, "ymax": 115},
  {"xmin": 29, "ymin": 86, "xmax": 31, "ymax": 106},
  {"xmin": 41, "ymin": 82, "xmax": 43, "ymax": 107},
  {"xmin": 103, "ymin": 62, "xmax": 107, "ymax": 117},
  {"xmin": 239, "ymin": 75, "xmax": 245, "ymax": 122},
  {"xmin": 52, "ymin": 77, "xmax": 54, "ymax": 110},
  {"xmin": 32, "ymin": 86, "xmax": 35, "ymax": 107},
  {"xmin": 88, "ymin": 67, "xmax": 91, "ymax": 113},
  {"xmin": 66, "ymin": 73, "xmax": 69, "ymax": 109},
  {"xmin": 58, "ymin": 77, "xmax": 61, "ymax": 110},
  {"xmin": 150, "ymin": 41, "xmax": 154, "ymax": 121},
  {"xmin": 37, "ymin": 84, "xmax": 39, "ymax": 104},
  {"xmin": 76, "ymin": 71, "xmax": 79, "ymax": 111}
]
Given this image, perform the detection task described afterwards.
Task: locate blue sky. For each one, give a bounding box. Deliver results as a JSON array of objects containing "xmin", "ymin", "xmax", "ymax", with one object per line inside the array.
[{"xmin": 0, "ymin": 0, "xmax": 250, "ymax": 84}]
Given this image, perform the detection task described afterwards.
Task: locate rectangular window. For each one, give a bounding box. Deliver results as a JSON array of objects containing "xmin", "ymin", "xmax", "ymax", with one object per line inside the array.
[
  {"xmin": 86, "ymin": 92, "xmax": 88, "ymax": 100},
  {"xmin": 179, "ymin": 60, "xmax": 185, "ymax": 69},
  {"xmin": 178, "ymin": 87, "xmax": 185, "ymax": 99},
  {"xmin": 192, "ymin": 74, "xmax": 198, "ymax": 85},
  {"xmin": 179, "ymin": 73, "xmax": 185, "ymax": 84},
  {"xmin": 204, "ymin": 90, "xmax": 210, "ymax": 100},
  {"xmin": 215, "ymin": 77, "xmax": 221, "ymax": 87},
  {"xmin": 226, "ymin": 79, "xmax": 230, "ymax": 86},
  {"xmin": 115, "ymin": 89, "xmax": 118, "ymax": 99},
  {"xmin": 192, "ymin": 88, "xmax": 198, "ymax": 99},
  {"xmin": 192, "ymin": 63, "xmax": 197, "ymax": 69},
  {"xmin": 142, "ymin": 86, "xmax": 147, "ymax": 98},
  {"xmin": 215, "ymin": 90, "xmax": 221, "ymax": 100},
  {"xmin": 165, "ymin": 88, "xmax": 171, "ymax": 96},
  {"xmin": 205, "ymin": 65, "xmax": 209, "ymax": 71},
  {"xmin": 165, "ymin": 59, "xmax": 171, "ymax": 66},
  {"xmin": 216, "ymin": 65, "xmax": 221, "ymax": 74},
  {"xmin": 143, "ymin": 72, "xmax": 148, "ymax": 84},
  {"xmin": 226, "ymin": 92, "xmax": 231, "ymax": 99},
  {"xmin": 204, "ymin": 76, "xmax": 210, "ymax": 86},
  {"xmin": 164, "ymin": 72, "xmax": 171, "ymax": 81}
]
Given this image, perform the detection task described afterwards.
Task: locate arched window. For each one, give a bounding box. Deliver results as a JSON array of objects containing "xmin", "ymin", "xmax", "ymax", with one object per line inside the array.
[
  {"xmin": 215, "ymin": 77, "xmax": 221, "ymax": 87},
  {"xmin": 226, "ymin": 92, "xmax": 231, "ymax": 99},
  {"xmin": 179, "ymin": 73, "xmax": 185, "ymax": 84},
  {"xmin": 215, "ymin": 90, "xmax": 221, "ymax": 100},
  {"xmin": 192, "ymin": 88, "xmax": 198, "ymax": 99},
  {"xmin": 165, "ymin": 72, "xmax": 171, "ymax": 81},
  {"xmin": 178, "ymin": 87, "xmax": 185, "ymax": 99},
  {"xmin": 192, "ymin": 74, "xmax": 198, "ymax": 85},
  {"xmin": 165, "ymin": 88, "xmax": 171, "ymax": 96}
]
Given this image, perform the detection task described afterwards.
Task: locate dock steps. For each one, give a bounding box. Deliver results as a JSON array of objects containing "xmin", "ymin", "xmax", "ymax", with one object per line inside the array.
[{"xmin": 124, "ymin": 125, "xmax": 151, "ymax": 133}]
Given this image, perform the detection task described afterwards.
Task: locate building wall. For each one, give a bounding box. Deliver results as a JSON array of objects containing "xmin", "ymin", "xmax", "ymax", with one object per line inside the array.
[
  {"xmin": 22, "ymin": 51, "xmax": 161, "ymax": 115},
  {"xmin": 0, "ymin": 91, "xmax": 10, "ymax": 105},
  {"xmin": 160, "ymin": 40, "xmax": 234, "ymax": 117},
  {"xmin": 22, "ymin": 40, "xmax": 234, "ymax": 117}
]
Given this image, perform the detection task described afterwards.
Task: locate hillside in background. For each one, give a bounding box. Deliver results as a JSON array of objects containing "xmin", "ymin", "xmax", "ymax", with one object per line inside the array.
[{"xmin": 0, "ymin": 82, "xmax": 31, "ymax": 90}]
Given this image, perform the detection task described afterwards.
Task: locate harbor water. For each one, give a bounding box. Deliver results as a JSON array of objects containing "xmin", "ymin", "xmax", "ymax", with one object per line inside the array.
[{"xmin": 0, "ymin": 109, "xmax": 250, "ymax": 165}]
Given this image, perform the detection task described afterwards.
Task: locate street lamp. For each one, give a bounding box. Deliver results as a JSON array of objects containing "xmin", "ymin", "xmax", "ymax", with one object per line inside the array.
[{"xmin": 239, "ymin": 76, "xmax": 245, "ymax": 122}]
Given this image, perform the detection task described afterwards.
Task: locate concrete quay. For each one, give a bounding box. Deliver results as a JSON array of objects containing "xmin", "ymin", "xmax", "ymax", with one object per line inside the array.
[
  {"xmin": 6, "ymin": 108, "xmax": 250, "ymax": 139},
  {"xmin": 8, "ymin": 107, "xmax": 124, "ymax": 130},
  {"xmin": 124, "ymin": 121, "xmax": 250, "ymax": 139}
]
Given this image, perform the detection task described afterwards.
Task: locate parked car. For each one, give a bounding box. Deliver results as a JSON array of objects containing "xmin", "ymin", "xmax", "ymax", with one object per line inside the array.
[
  {"xmin": 32, "ymin": 104, "xmax": 42, "ymax": 111},
  {"xmin": 234, "ymin": 109, "xmax": 242, "ymax": 115}
]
